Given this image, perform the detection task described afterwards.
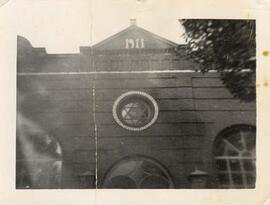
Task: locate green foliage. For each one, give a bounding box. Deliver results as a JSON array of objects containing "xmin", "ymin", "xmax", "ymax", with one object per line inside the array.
[{"xmin": 179, "ymin": 19, "xmax": 256, "ymax": 101}]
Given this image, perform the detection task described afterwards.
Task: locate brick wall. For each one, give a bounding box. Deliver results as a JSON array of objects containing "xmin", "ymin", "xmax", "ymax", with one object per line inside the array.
[{"xmin": 16, "ymin": 36, "xmax": 256, "ymax": 188}]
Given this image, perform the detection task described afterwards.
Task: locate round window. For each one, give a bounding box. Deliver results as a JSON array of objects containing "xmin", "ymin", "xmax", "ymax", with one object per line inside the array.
[{"xmin": 113, "ymin": 91, "xmax": 159, "ymax": 131}]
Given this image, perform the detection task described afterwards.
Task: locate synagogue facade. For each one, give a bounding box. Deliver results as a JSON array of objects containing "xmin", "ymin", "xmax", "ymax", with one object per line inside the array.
[{"xmin": 16, "ymin": 20, "xmax": 256, "ymax": 189}]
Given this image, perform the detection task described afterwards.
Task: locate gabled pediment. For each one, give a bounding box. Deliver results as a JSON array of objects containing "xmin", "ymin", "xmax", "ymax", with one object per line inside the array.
[{"xmin": 93, "ymin": 23, "xmax": 178, "ymax": 50}]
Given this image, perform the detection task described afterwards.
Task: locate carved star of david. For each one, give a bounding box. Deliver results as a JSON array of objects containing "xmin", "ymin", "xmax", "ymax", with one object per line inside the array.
[{"xmin": 121, "ymin": 102, "xmax": 151, "ymax": 126}]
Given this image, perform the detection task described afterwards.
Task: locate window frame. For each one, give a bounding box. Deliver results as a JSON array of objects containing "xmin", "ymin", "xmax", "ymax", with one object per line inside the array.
[
  {"xmin": 112, "ymin": 91, "xmax": 159, "ymax": 131},
  {"xmin": 213, "ymin": 124, "xmax": 256, "ymax": 188},
  {"xmin": 102, "ymin": 155, "xmax": 175, "ymax": 189}
]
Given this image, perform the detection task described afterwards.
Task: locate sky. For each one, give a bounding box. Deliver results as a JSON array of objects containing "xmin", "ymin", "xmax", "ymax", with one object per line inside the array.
[
  {"xmin": 9, "ymin": 0, "xmax": 186, "ymax": 53},
  {"xmin": 4, "ymin": 0, "xmax": 262, "ymax": 53}
]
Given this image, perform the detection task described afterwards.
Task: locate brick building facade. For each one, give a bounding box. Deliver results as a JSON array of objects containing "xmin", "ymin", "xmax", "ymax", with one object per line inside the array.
[{"xmin": 16, "ymin": 21, "xmax": 256, "ymax": 189}]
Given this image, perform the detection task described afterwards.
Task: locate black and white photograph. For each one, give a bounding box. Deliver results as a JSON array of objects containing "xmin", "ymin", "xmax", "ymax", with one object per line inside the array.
[
  {"xmin": 16, "ymin": 16, "xmax": 256, "ymax": 189},
  {"xmin": 3, "ymin": 0, "xmax": 270, "ymax": 204}
]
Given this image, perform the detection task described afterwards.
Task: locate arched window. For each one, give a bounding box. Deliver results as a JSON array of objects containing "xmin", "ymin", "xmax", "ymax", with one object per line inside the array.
[
  {"xmin": 213, "ymin": 125, "xmax": 256, "ymax": 188},
  {"xmin": 102, "ymin": 156, "xmax": 174, "ymax": 189}
]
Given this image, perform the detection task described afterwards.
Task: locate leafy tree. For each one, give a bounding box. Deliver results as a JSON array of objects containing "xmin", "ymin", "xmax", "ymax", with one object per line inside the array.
[{"xmin": 179, "ymin": 19, "xmax": 256, "ymax": 101}]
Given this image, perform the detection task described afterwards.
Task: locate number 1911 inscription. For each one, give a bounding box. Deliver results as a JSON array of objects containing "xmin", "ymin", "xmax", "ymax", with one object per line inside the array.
[{"xmin": 125, "ymin": 38, "xmax": 145, "ymax": 49}]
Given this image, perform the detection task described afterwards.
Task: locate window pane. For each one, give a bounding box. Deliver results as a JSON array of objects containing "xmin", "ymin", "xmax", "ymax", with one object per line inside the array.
[
  {"xmin": 229, "ymin": 159, "xmax": 241, "ymax": 171},
  {"xmin": 140, "ymin": 176, "xmax": 170, "ymax": 189},
  {"xmin": 216, "ymin": 159, "xmax": 227, "ymax": 171},
  {"xmin": 107, "ymin": 176, "xmax": 136, "ymax": 189},
  {"xmin": 232, "ymin": 174, "xmax": 243, "ymax": 186},
  {"xmin": 246, "ymin": 174, "xmax": 256, "ymax": 186},
  {"xmin": 217, "ymin": 174, "xmax": 230, "ymax": 187},
  {"xmin": 243, "ymin": 159, "xmax": 255, "ymax": 171}
]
